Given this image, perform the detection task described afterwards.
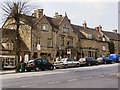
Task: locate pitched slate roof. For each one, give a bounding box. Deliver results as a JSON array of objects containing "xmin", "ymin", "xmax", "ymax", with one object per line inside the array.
[
  {"xmin": 46, "ymin": 16, "xmax": 64, "ymax": 29},
  {"xmin": 72, "ymin": 24, "xmax": 86, "ymax": 39},
  {"xmin": 1, "ymin": 28, "xmax": 29, "ymax": 51},
  {"xmin": 102, "ymin": 31, "xmax": 119, "ymax": 41},
  {"xmin": 72, "ymin": 24, "xmax": 106, "ymax": 41},
  {"xmin": 19, "ymin": 14, "xmax": 65, "ymax": 29},
  {"xmin": 19, "ymin": 14, "xmax": 37, "ymax": 27}
]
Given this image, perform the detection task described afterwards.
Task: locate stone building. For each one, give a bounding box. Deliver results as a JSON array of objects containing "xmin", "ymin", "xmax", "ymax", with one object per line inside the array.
[
  {"xmin": 72, "ymin": 23, "xmax": 109, "ymax": 58},
  {"xmin": 0, "ymin": 28, "xmax": 29, "ymax": 69},
  {"xmin": 102, "ymin": 30, "xmax": 120, "ymax": 54},
  {"xmin": 2, "ymin": 9, "xmax": 78, "ymax": 62},
  {"xmin": 2, "ymin": 8, "xmax": 118, "ymax": 62}
]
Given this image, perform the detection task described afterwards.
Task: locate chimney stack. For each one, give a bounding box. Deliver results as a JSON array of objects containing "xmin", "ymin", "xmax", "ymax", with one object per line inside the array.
[
  {"xmin": 99, "ymin": 25, "xmax": 102, "ymax": 31},
  {"xmin": 83, "ymin": 21, "xmax": 87, "ymax": 28},
  {"xmin": 54, "ymin": 12, "xmax": 62, "ymax": 18},
  {"xmin": 113, "ymin": 29, "xmax": 117, "ymax": 34},
  {"xmin": 33, "ymin": 9, "xmax": 43, "ymax": 18},
  {"xmin": 95, "ymin": 25, "xmax": 102, "ymax": 31}
]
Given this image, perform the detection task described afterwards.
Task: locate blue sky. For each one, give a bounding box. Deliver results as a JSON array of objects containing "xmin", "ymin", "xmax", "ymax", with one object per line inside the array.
[{"xmin": 1, "ymin": 0, "xmax": 119, "ymax": 33}]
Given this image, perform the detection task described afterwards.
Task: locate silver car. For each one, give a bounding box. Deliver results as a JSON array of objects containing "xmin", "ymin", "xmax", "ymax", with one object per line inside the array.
[{"xmin": 54, "ymin": 58, "xmax": 80, "ymax": 69}]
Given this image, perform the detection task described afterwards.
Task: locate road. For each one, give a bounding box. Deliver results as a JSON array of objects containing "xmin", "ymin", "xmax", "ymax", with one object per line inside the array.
[{"xmin": 1, "ymin": 63, "xmax": 119, "ymax": 88}]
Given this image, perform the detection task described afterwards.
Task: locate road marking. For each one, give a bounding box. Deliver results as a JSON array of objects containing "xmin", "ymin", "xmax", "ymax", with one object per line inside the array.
[
  {"xmin": 117, "ymin": 73, "xmax": 120, "ymax": 77},
  {"xmin": 48, "ymin": 82, "xmax": 55, "ymax": 84},
  {"xmin": 21, "ymin": 85, "xmax": 31, "ymax": 87},
  {"xmin": 31, "ymin": 84, "xmax": 37, "ymax": 86},
  {"xmin": 55, "ymin": 81, "xmax": 61, "ymax": 83},
  {"xmin": 98, "ymin": 75, "xmax": 105, "ymax": 78},
  {"xmin": 110, "ymin": 73, "xmax": 116, "ymax": 76},
  {"xmin": 68, "ymin": 79, "xmax": 77, "ymax": 82},
  {"xmin": 82, "ymin": 77, "xmax": 92, "ymax": 80}
]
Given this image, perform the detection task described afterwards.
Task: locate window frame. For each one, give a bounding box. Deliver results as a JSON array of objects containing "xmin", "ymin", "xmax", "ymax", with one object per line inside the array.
[
  {"xmin": 62, "ymin": 25, "xmax": 69, "ymax": 33},
  {"xmin": 41, "ymin": 23, "xmax": 48, "ymax": 31},
  {"xmin": 102, "ymin": 45, "xmax": 106, "ymax": 51},
  {"xmin": 61, "ymin": 36, "xmax": 64, "ymax": 46},
  {"xmin": 47, "ymin": 38, "xmax": 53, "ymax": 48}
]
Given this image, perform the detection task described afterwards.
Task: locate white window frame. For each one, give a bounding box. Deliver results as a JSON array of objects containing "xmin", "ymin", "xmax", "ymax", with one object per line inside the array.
[
  {"xmin": 86, "ymin": 34, "xmax": 92, "ymax": 39},
  {"xmin": 102, "ymin": 45, "xmax": 106, "ymax": 51},
  {"xmin": 102, "ymin": 37, "xmax": 106, "ymax": 41},
  {"xmin": 62, "ymin": 25, "xmax": 69, "ymax": 33},
  {"xmin": 41, "ymin": 23, "xmax": 48, "ymax": 31}
]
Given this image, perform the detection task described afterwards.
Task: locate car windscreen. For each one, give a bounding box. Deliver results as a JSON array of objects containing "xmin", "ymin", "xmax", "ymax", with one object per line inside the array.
[{"xmin": 86, "ymin": 57, "xmax": 94, "ymax": 61}]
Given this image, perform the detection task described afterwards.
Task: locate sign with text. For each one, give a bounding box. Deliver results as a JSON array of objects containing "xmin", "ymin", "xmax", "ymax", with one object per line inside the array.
[{"xmin": 67, "ymin": 49, "xmax": 71, "ymax": 54}]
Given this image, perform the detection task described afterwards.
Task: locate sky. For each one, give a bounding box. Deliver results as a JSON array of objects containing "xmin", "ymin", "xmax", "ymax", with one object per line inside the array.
[{"xmin": 0, "ymin": 0, "xmax": 119, "ymax": 33}]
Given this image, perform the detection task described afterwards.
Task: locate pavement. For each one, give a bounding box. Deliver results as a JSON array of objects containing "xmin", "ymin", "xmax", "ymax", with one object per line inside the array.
[{"xmin": 0, "ymin": 70, "xmax": 16, "ymax": 75}]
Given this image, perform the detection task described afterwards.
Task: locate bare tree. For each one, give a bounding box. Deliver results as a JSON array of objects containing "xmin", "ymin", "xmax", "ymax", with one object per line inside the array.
[{"xmin": 2, "ymin": 0, "xmax": 32, "ymax": 72}]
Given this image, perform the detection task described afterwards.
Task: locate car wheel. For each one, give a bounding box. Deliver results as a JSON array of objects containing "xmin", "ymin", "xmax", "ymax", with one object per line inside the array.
[
  {"xmin": 88, "ymin": 63, "xmax": 90, "ymax": 66},
  {"xmin": 96, "ymin": 62, "xmax": 99, "ymax": 65},
  {"xmin": 111, "ymin": 61, "xmax": 114, "ymax": 64},
  {"xmin": 76, "ymin": 63, "xmax": 80, "ymax": 67},
  {"xmin": 104, "ymin": 62, "xmax": 107, "ymax": 64},
  {"xmin": 35, "ymin": 67, "xmax": 40, "ymax": 71},
  {"xmin": 64, "ymin": 64, "xmax": 68, "ymax": 68},
  {"xmin": 50, "ymin": 66, "xmax": 54, "ymax": 70}
]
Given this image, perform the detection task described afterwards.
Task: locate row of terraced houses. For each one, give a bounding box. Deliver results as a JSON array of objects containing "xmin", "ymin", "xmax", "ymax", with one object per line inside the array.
[{"xmin": 1, "ymin": 9, "xmax": 120, "ymax": 65}]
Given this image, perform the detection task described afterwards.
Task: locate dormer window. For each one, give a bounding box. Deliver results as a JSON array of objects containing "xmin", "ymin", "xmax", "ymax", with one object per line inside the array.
[
  {"xmin": 7, "ymin": 43, "xmax": 13, "ymax": 50},
  {"xmin": 86, "ymin": 34, "xmax": 93, "ymax": 39},
  {"xmin": 41, "ymin": 23, "xmax": 48, "ymax": 31},
  {"xmin": 102, "ymin": 37, "xmax": 106, "ymax": 41},
  {"xmin": 62, "ymin": 25, "xmax": 69, "ymax": 33}
]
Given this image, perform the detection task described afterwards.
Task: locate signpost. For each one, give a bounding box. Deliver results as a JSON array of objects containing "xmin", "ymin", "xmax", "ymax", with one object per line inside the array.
[{"xmin": 67, "ymin": 49, "xmax": 71, "ymax": 58}]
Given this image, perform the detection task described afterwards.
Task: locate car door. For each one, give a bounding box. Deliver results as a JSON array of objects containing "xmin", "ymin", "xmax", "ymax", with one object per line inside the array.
[
  {"xmin": 66, "ymin": 58, "xmax": 73, "ymax": 67},
  {"xmin": 90, "ymin": 58, "xmax": 95, "ymax": 65},
  {"xmin": 36, "ymin": 59, "xmax": 44, "ymax": 69},
  {"xmin": 72, "ymin": 59, "xmax": 77, "ymax": 66},
  {"xmin": 42, "ymin": 59, "xmax": 49, "ymax": 69}
]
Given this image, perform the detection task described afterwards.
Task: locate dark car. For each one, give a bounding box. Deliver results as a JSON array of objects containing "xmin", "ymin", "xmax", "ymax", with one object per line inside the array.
[
  {"xmin": 79, "ymin": 57, "xmax": 98, "ymax": 66},
  {"xmin": 97, "ymin": 57, "xmax": 113, "ymax": 64},
  {"xmin": 26, "ymin": 58, "xmax": 54, "ymax": 71}
]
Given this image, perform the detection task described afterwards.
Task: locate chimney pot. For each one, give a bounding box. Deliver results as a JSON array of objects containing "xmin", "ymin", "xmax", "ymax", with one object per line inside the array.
[
  {"xmin": 54, "ymin": 12, "xmax": 62, "ymax": 18},
  {"xmin": 113, "ymin": 29, "xmax": 117, "ymax": 34},
  {"xmin": 83, "ymin": 21, "xmax": 87, "ymax": 28}
]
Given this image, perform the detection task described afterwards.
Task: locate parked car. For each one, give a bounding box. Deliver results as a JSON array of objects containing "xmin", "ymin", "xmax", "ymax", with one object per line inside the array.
[
  {"xmin": 96, "ymin": 57, "xmax": 103, "ymax": 64},
  {"xmin": 26, "ymin": 58, "xmax": 54, "ymax": 71},
  {"xmin": 97, "ymin": 57, "xmax": 113, "ymax": 64},
  {"xmin": 108, "ymin": 54, "xmax": 120, "ymax": 63},
  {"xmin": 79, "ymin": 57, "xmax": 98, "ymax": 66},
  {"xmin": 54, "ymin": 58, "xmax": 80, "ymax": 69}
]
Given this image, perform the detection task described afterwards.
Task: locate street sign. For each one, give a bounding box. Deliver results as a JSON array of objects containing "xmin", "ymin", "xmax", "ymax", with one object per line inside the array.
[
  {"xmin": 67, "ymin": 49, "xmax": 71, "ymax": 54},
  {"xmin": 37, "ymin": 44, "xmax": 41, "ymax": 50}
]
